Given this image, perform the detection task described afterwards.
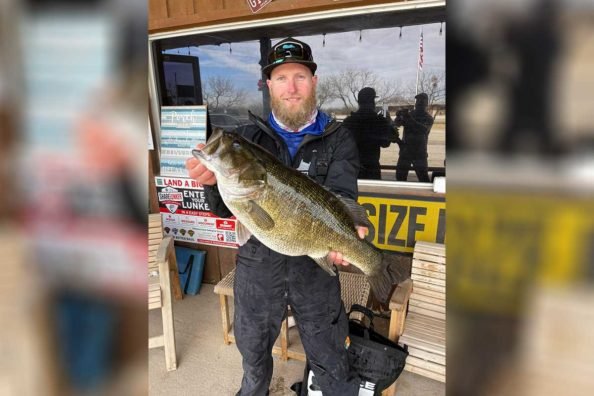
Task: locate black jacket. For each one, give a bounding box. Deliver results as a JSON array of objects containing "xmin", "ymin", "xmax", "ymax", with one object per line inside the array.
[
  {"xmin": 397, "ymin": 109, "xmax": 434, "ymax": 158},
  {"xmin": 209, "ymin": 112, "xmax": 363, "ymax": 395},
  {"xmin": 342, "ymin": 109, "xmax": 395, "ymax": 178},
  {"xmin": 204, "ymin": 112, "xmax": 360, "ymax": 218}
]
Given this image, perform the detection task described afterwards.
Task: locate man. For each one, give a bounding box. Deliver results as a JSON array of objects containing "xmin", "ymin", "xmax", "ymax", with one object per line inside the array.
[
  {"xmin": 342, "ymin": 87, "xmax": 398, "ymax": 179},
  {"xmin": 186, "ymin": 37, "xmax": 364, "ymax": 396},
  {"xmin": 394, "ymin": 92, "xmax": 434, "ymax": 182}
]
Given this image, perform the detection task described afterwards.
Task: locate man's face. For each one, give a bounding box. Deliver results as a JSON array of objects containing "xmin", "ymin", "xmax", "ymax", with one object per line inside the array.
[{"xmin": 267, "ymin": 63, "xmax": 318, "ymax": 130}]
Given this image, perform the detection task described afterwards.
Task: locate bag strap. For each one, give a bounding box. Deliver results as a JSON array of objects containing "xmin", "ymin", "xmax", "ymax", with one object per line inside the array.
[{"xmin": 348, "ymin": 303, "xmax": 375, "ymax": 329}]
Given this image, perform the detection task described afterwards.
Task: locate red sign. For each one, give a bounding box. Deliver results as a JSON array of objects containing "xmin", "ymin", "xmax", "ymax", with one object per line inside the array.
[
  {"xmin": 246, "ymin": 0, "xmax": 272, "ymax": 14},
  {"xmin": 216, "ymin": 219, "xmax": 236, "ymax": 231}
]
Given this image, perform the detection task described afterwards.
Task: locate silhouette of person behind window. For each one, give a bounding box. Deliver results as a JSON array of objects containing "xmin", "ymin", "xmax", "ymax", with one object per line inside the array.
[
  {"xmin": 342, "ymin": 87, "xmax": 397, "ymax": 179},
  {"xmin": 498, "ymin": 0, "xmax": 561, "ymax": 155},
  {"xmin": 395, "ymin": 93, "xmax": 434, "ymax": 182}
]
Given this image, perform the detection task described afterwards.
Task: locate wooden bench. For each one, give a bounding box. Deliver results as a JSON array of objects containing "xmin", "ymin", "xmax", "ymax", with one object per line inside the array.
[
  {"xmin": 400, "ymin": 242, "xmax": 446, "ymax": 382},
  {"xmin": 148, "ymin": 213, "xmax": 183, "ymax": 371},
  {"xmin": 214, "ymin": 269, "xmax": 370, "ymax": 361},
  {"xmin": 383, "ymin": 241, "xmax": 445, "ymax": 395}
]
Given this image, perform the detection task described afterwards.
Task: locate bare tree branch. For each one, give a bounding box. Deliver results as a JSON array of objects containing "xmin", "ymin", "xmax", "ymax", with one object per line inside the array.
[
  {"xmin": 319, "ymin": 68, "xmax": 410, "ymax": 112},
  {"xmin": 316, "ymin": 78, "xmax": 333, "ymax": 110},
  {"xmin": 405, "ymin": 70, "xmax": 446, "ymax": 107},
  {"xmin": 203, "ymin": 76, "xmax": 248, "ymax": 112}
]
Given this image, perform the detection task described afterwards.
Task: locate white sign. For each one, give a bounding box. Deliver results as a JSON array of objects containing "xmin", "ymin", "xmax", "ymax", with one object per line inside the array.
[
  {"xmin": 160, "ymin": 106, "xmax": 207, "ymax": 177},
  {"xmin": 156, "ymin": 176, "xmax": 238, "ymax": 248}
]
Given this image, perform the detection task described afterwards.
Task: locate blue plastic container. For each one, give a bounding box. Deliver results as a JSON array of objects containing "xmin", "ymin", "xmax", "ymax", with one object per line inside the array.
[{"xmin": 174, "ymin": 246, "xmax": 206, "ymax": 295}]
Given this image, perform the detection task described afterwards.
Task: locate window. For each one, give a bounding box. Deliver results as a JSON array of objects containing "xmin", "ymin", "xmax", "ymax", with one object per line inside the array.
[{"xmin": 154, "ymin": 17, "xmax": 445, "ymax": 182}]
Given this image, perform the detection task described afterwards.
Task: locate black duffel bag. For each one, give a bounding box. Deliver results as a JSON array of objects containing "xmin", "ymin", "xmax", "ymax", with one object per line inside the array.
[{"xmin": 346, "ymin": 304, "xmax": 409, "ymax": 393}]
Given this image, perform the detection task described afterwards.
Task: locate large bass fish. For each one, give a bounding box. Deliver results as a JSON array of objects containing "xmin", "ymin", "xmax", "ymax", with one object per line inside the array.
[{"xmin": 192, "ymin": 129, "xmax": 409, "ymax": 304}]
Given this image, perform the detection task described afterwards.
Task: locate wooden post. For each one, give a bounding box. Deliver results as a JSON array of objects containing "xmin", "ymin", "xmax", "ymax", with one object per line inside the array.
[{"xmin": 220, "ymin": 294, "xmax": 231, "ymax": 345}]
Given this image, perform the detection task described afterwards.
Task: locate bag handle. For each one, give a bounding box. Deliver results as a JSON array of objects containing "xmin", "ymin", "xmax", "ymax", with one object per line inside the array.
[{"xmin": 348, "ymin": 303, "xmax": 375, "ymax": 329}]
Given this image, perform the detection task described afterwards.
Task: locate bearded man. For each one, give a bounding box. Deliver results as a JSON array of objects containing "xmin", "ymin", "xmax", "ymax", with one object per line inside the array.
[{"xmin": 187, "ymin": 37, "xmax": 363, "ymax": 396}]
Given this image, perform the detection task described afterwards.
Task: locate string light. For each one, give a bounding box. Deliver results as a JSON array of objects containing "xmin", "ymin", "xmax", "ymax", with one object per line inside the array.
[
  {"xmin": 359, "ymin": 30, "xmax": 362, "ymax": 42},
  {"xmin": 323, "ymin": 33, "xmax": 326, "ymax": 47},
  {"xmin": 399, "ymin": 26, "xmax": 402, "ymax": 39},
  {"xmin": 439, "ymin": 22, "xmax": 443, "ymax": 36},
  {"xmin": 187, "ymin": 46, "xmax": 190, "ymax": 55},
  {"xmin": 229, "ymin": 42, "xmax": 232, "ymax": 54}
]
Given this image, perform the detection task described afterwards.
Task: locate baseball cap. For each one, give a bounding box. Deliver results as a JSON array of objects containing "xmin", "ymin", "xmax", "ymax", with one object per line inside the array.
[
  {"xmin": 415, "ymin": 93, "xmax": 429, "ymax": 103},
  {"xmin": 358, "ymin": 87, "xmax": 378, "ymax": 103},
  {"xmin": 262, "ymin": 37, "xmax": 317, "ymax": 78}
]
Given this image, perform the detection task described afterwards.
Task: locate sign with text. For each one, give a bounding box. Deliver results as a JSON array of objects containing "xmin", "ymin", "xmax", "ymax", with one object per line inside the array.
[
  {"xmin": 246, "ymin": 0, "xmax": 272, "ymax": 13},
  {"xmin": 358, "ymin": 193, "xmax": 445, "ymax": 254},
  {"xmin": 155, "ymin": 176, "xmax": 238, "ymax": 248},
  {"xmin": 448, "ymin": 190, "xmax": 593, "ymax": 315},
  {"xmin": 159, "ymin": 106, "xmax": 207, "ymax": 177}
]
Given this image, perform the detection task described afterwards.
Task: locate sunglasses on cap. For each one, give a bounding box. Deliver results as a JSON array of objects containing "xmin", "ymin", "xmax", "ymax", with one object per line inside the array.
[{"xmin": 268, "ymin": 40, "xmax": 313, "ymax": 66}]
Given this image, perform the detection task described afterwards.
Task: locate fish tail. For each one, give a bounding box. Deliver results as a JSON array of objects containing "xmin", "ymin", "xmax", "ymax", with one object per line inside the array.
[
  {"xmin": 368, "ymin": 252, "xmax": 412, "ymax": 305},
  {"xmin": 383, "ymin": 251, "xmax": 412, "ymax": 285}
]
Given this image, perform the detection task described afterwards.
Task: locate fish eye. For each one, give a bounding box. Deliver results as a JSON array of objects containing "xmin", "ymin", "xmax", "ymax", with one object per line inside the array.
[{"xmin": 232, "ymin": 140, "xmax": 241, "ymax": 149}]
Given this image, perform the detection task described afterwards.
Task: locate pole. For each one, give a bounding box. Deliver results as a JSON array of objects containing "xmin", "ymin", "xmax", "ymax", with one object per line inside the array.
[
  {"xmin": 259, "ymin": 38, "xmax": 271, "ymax": 115},
  {"xmin": 415, "ymin": 63, "xmax": 419, "ymax": 96},
  {"xmin": 415, "ymin": 26, "xmax": 423, "ymax": 96}
]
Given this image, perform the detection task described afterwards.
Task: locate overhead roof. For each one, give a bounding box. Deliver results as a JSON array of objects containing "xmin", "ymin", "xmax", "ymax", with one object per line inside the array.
[{"xmin": 156, "ymin": 5, "xmax": 445, "ymax": 50}]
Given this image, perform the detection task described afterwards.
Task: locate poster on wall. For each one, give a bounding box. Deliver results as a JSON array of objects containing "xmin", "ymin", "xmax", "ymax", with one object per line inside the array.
[
  {"xmin": 159, "ymin": 106, "xmax": 207, "ymax": 177},
  {"xmin": 156, "ymin": 176, "xmax": 238, "ymax": 248}
]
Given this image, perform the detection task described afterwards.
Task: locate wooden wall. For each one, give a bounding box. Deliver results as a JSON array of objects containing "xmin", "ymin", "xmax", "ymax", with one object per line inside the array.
[{"xmin": 149, "ymin": 0, "xmax": 398, "ymax": 33}]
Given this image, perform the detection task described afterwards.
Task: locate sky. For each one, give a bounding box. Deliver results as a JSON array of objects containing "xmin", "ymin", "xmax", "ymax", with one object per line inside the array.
[{"xmin": 164, "ymin": 22, "xmax": 445, "ymax": 105}]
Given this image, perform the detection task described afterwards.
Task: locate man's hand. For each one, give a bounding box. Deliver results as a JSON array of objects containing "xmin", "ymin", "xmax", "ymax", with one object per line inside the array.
[
  {"xmin": 328, "ymin": 226, "xmax": 368, "ymax": 267},
  {"xmin": 185, "ymin": 143, "xmax": 217, "ymax": 185}
]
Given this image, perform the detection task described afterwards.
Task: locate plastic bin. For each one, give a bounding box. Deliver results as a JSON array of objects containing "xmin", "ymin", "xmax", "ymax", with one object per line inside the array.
[{"xmin": 174, "ymin": 246, "xmax": 206, "ymax": 295}]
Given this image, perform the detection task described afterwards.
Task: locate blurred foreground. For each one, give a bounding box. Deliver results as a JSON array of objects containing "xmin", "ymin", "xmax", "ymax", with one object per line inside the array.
[
  {"xmin": 0, "ymin": 0, "xmax": 147, "ymax": 395},
  {"xmin": 448, "ymin": 0, "xmax": 594, "ymax": 395}
]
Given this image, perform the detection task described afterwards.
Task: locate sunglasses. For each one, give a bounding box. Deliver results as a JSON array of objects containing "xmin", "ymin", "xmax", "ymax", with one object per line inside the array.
[{"xmin": 268, "ymin": 41, "xmax": 313, "ymax": 65}]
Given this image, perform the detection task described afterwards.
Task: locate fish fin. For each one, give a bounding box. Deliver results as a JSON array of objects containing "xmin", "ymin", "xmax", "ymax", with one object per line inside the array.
[
  {"xmin": 368, "ymin": 252, "xmax": 412, "ymax": 305},
  {"xmin": 236, "ymin": 222, "xmax": 252, "ymax": 246},
  {"xmin": 367, "ymin": 267, "xmax": 394, "ymax": 307},
  {"xmin": 383, "ymin": 251, "xmax": 412, "ymax": 285},
  {"xmin": 244, "ymin": 200, "xmax": 275, "ymax": 231},
  {"xmin": 207, "ymin": 127, "xmax": 225, "ymax": 143},
  {"xmin": 311, "ymin": 256, "xmax": 338, "ymax": 276},
  {"xmin": 338, "ymin": 196, "xmax": 372, "ymax": 229}
]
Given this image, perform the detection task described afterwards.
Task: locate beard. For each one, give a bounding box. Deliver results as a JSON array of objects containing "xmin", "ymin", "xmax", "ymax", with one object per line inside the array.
[{"xmin": 271, "ymin": 87, "xmax": 317, "ymax": 131}]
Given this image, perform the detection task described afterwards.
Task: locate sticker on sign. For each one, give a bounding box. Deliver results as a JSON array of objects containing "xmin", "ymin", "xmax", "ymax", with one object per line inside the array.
[
  {"xmin": 246, "ymin": 0, "xmax": 272, "ymax": 13},
  {"xmin": 216, "ymin": 219, "xmax": 236, "ymax": 231}
]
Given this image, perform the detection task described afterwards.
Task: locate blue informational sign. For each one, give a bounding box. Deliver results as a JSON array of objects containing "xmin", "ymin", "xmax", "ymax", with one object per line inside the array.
[{"xmin": 160, "ymin": 106, "xmax": 207, "ymax": 177}]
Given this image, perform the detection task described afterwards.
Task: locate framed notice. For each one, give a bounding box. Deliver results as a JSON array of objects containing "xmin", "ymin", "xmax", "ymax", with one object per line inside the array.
[
  {"xmin": 156, "ymin": 176, "xmax": 238, "ymax": 248},
  {"xmin": 160, "ymin": 106, "xmax": 207, "ymax": 177}
]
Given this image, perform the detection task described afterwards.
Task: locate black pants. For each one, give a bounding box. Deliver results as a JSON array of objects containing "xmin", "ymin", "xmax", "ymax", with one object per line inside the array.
[
  {"xmin": 396, "ymin": 156, "xmax": 430, "ymax": 182},
  {"xmin": 233, "ymin": 239, "xmax": 360, "ymax": 396},
  {"xmin": 358, "ymin": 164, "xmax": 382, "ymax": 180}
]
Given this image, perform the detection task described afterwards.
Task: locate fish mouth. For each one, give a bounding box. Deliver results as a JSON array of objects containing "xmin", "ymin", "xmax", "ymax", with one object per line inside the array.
[
  {"xmin": 192, "ymin": 148, "xmax": 238, "ymax": 178},
  {"xmin": 192, "ymin": 148, "xmax": 210, "ymax": 162}
]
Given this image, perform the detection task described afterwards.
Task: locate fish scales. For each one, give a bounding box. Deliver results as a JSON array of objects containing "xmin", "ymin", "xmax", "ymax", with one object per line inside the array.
[{"xmin": 231, "ymin": 164, "xmax": 379, "ymax": 271}]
